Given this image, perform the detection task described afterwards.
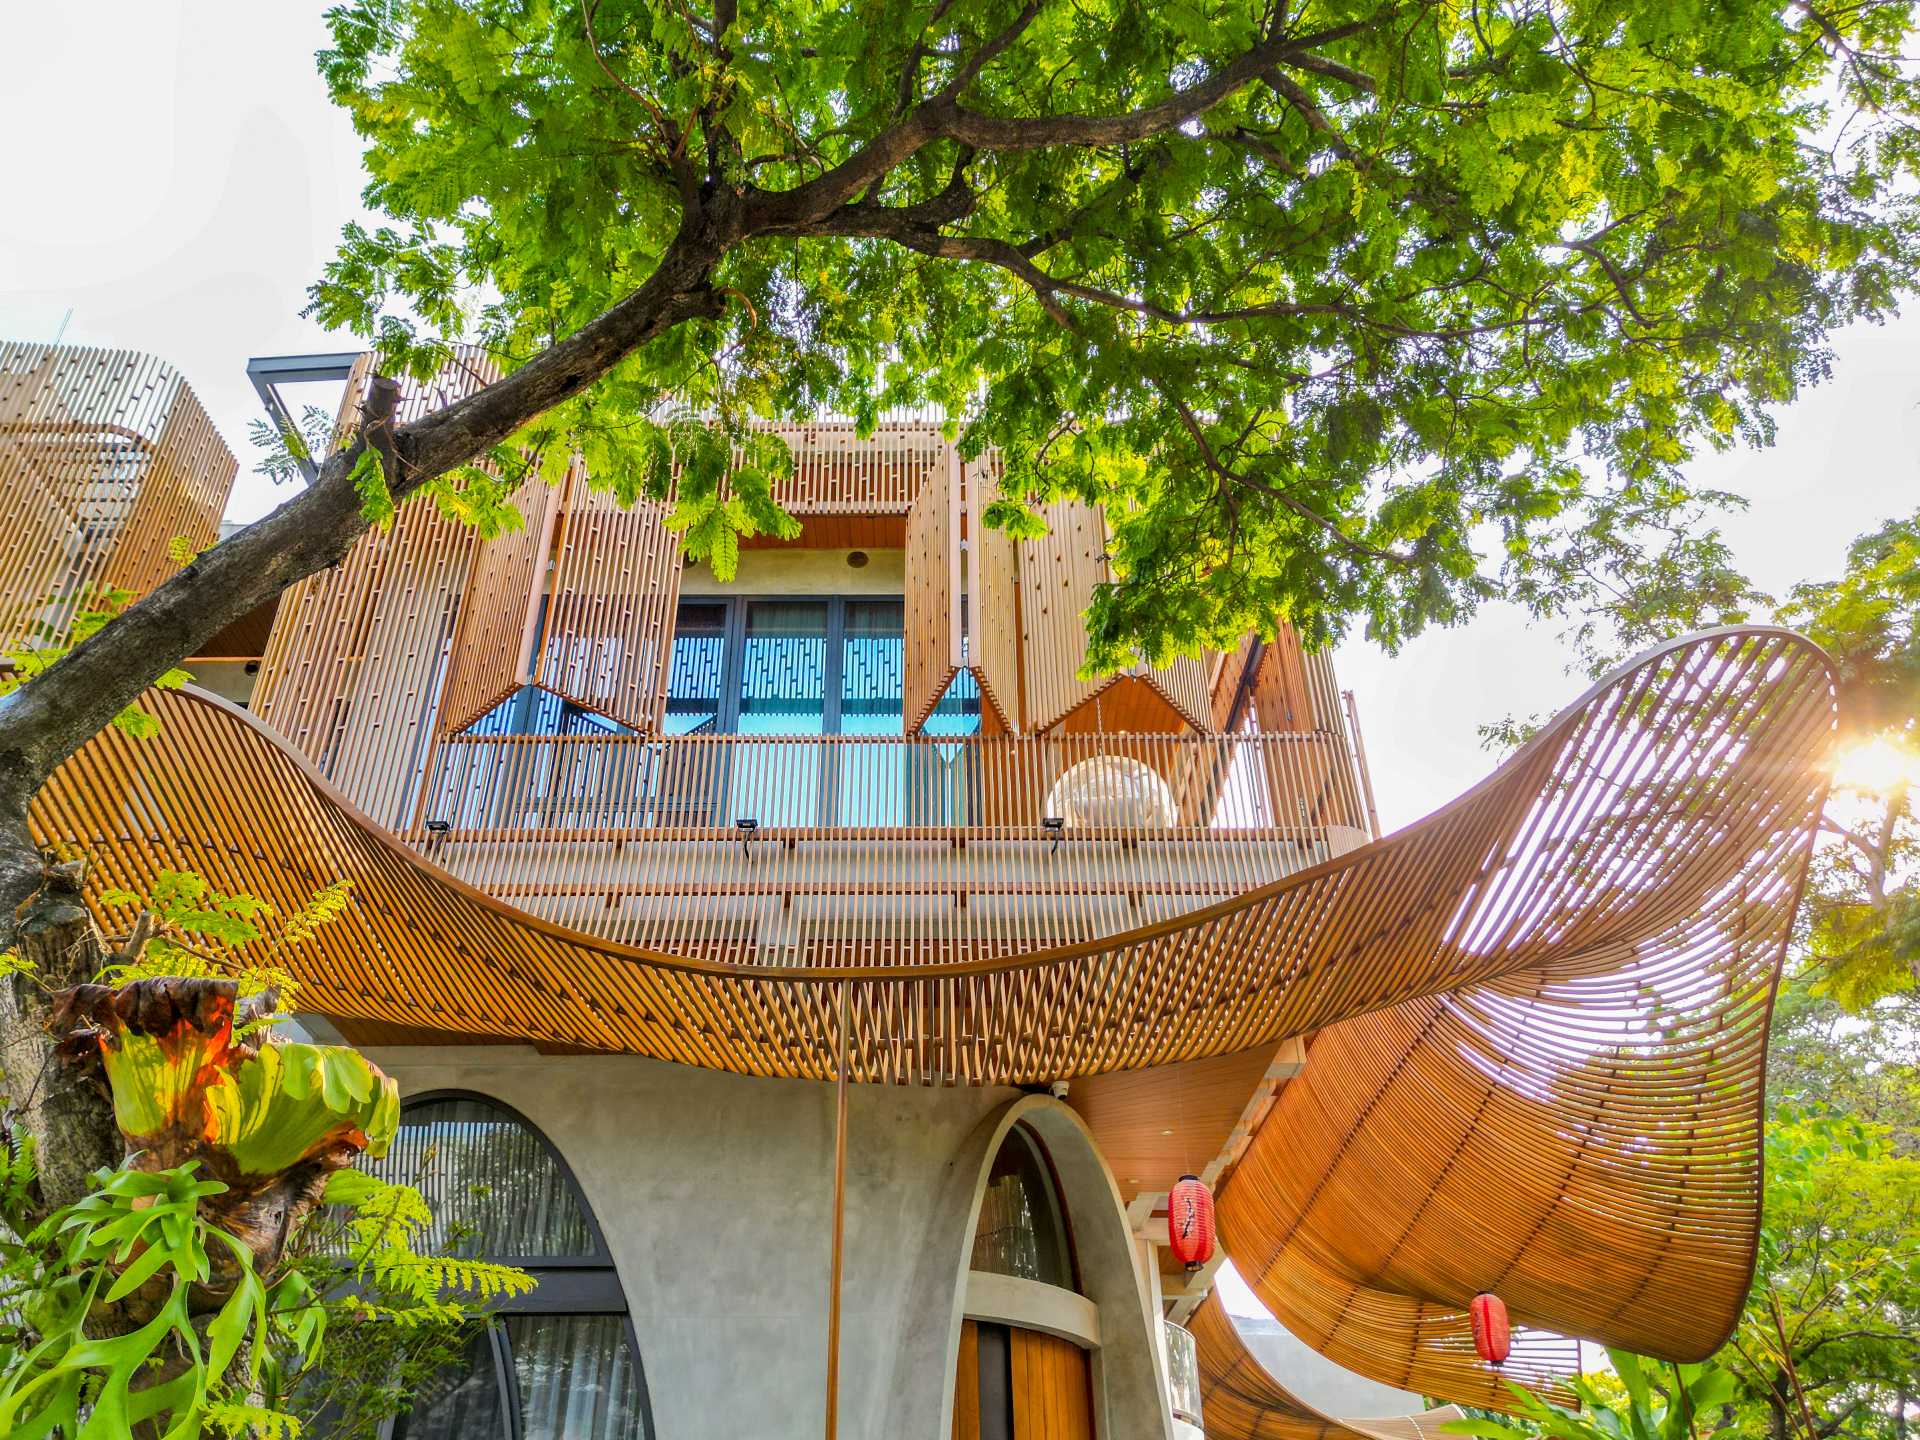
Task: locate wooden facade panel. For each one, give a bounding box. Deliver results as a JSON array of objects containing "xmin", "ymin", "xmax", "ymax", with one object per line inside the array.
[
  {"xmin": 536, "ymin": 470, "xmax": 684, "ymax": 732},
  {"xmin": 1017, "ymin": 498, "xmax": 1108, "ymax": 734},
  {"xmin": 0, "ymin": 341, "xmax": 233, "ymax": 655},
  {"xmin": 440, "ymin": 477, "xmax": 555, "ymax": 734},
  {"xmin": 905, "ymin": 445, "xmax": 961, "ymax": 733},
  {"xmin": 966, "ymin": 455, "xmax": 1023, "ymax": 733},
  {"xmin": 253, "ymin": 353, "xmax": 491, "ymax": 821}
]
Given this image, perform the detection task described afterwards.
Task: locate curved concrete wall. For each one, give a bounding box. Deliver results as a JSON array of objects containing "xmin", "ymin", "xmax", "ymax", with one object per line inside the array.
[{"xmin": 365, "ymin": 1047, "xmax": 1170, "ymax": 1439}]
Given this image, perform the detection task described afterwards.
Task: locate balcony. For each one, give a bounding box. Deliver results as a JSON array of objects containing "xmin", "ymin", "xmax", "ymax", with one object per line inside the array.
[{"xmin": 408, "ymin": 728, "xmax": 1373, "ymax": 965}]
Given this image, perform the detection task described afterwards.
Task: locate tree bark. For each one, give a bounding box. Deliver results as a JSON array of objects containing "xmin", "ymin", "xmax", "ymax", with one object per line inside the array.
[{"xmin": 0, "ymin": 858, "xmax": 120, "ymax": 1216}]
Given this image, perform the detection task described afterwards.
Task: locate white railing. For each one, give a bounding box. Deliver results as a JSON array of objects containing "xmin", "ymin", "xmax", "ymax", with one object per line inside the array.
[{"xmin": 1165, "ymin": 1319, "xmax": 1203, "ymax": 1428}]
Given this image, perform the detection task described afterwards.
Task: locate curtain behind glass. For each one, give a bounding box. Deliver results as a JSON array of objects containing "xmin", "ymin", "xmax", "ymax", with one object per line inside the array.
[
  {"xmin": 508, "ymin": 1315, "xmax": 645, "ymax": 1440},
  {"xmin": 390, "ymin": 1328, "xmax": 511, "ymax": 1440},
  {"xmin": 364, "ymin": 1098, "xmax": 594, "ymax": 1259}
]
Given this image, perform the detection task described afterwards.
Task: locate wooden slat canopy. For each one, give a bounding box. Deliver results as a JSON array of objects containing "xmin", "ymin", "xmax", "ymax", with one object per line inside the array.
[
  {"xmin": 0, "ymin": 341, "xmax": 234, "ymax": 655},
  {"xmin": 34, "ymin": 627, "xmax": 1830, "ymax": 1091}
]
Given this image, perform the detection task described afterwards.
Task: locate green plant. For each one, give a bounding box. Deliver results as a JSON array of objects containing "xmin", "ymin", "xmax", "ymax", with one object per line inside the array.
[
  {"xmin": 1445, "ymin": 1350, "xmax": 1738, "ymax": 1440},
  {"xmin": 0, "ymin": 872, "xmax": 532, "ymax": 1438}
]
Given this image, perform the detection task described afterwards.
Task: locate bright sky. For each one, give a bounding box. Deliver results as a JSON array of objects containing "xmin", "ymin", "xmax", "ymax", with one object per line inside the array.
[{"xmin": 2, "ymin": 0, "xmax": 1913, "ymax": 825}]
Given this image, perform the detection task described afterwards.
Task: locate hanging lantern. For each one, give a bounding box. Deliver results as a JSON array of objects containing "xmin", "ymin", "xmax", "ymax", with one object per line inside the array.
[
  {"xmin": 1167, "ymin": 1175, "xmax": 1215, "ymax": 1270},
  {"xmin": 1470, "ymin": 1293, "xmax": 1511, "ymax": 1365}
]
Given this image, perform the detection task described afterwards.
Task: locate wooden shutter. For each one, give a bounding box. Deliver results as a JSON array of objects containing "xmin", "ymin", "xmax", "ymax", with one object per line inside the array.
[
  {"xmin": 905, "ymin": 444, "xmax": 963, "ymax": 733},
  {"xmin": 1009, "ymin": 1328, "xmax": 1096, "ymax": 1440},
  {"xmin": 438, "ymin": 478, "xmax": 556, "ymax": 734},
  {"xmin": 534, "ymin": 464, "xmax": 684, "ymax": 732}
]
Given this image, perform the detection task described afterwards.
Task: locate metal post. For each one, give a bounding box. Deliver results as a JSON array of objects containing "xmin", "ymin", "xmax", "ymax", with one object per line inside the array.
[{"xmin": 825, "ymin": 980, "xmax": 850, "ymax": 1440}]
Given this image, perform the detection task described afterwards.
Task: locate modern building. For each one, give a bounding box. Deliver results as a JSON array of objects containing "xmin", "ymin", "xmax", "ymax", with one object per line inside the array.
[{"xmin": 7, "ymin": 341, "xmax": 1837, "ymax": 1440}]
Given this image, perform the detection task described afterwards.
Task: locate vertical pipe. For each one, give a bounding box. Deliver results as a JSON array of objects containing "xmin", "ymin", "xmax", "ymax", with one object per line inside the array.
[{"xmin": 825, "ymin": 978, "xmax": 850, "ymax": 1440}]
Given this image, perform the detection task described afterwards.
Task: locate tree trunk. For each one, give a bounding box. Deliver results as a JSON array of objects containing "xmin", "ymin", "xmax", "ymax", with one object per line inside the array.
[{"xmin": 0, "ymin": 848, "xmax": 119, "ymax": 1216}]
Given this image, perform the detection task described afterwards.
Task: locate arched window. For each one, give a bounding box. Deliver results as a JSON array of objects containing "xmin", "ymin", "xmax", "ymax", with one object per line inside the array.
[
  {"xmin": 362, "ymin": 1092, "xmax": 653, "ymax": 1440},
  {"xmin": 969, "ymin": 1123, "xmax": 1077, "ymax": 1292}
]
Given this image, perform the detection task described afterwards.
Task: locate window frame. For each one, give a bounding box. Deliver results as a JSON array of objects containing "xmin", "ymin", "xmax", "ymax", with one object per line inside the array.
[
  {"xmin": 380, "ymin": 1089, "xmax": 655, "ymax": 1440},
  {"xmin": 671, "ymin": 593, "xmax": 906, "ymax": 737}
]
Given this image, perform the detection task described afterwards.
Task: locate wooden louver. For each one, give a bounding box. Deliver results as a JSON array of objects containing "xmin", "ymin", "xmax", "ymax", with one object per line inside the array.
[{"xmin": 0, "ymin": 341, "xmax": 234, "ymax": 656}]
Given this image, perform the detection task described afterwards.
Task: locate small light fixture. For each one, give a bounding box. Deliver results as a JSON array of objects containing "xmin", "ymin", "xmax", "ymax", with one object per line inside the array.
[
  {"xmin": 846, "ymin": 550, "xmax": 869, "ymax": 569},
  {"xmin": 1042, "ymin": 815, "xmax": 1065, "ymax": 854},
  {"xmin": 423, "ymin": 818, "xmax": 451, "ymax": 854},
  {"xmin": 736, "ymin": 816, "xmax": 759, "ymax": 856}
]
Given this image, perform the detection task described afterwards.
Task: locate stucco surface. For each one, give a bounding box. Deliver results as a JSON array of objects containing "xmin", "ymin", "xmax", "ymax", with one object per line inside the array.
[{"xmin": 366, "ymin": 1045, "xmax": 1165, "ymax": 1438}]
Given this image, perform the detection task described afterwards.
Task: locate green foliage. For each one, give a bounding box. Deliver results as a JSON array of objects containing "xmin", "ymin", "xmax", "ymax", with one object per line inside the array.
[
  {"xmin": 1445, "ymin": 1349, "xmax": 1737, "ymax": 1440},
  {"xmin": 1, "ymin": 587, "xmax": 190, "ymax": 739},
  {"xmin": 246, "ymin": 404, "xmax": 338, "ymax": 486},
  {"xmin": 311, "ymin": 0, "xmax": 1920, "ymax": 663},
  {"xmin": 0, "ymin": 1163, "xmax": 279, "ymax": 1440},
  {"xmin": 0, "ymin": 869, "xmax": 532, "ymax": 1438},
  {"xmin": 0, "ymin": 1153, "xmax": 529, "ymax": 1440}
]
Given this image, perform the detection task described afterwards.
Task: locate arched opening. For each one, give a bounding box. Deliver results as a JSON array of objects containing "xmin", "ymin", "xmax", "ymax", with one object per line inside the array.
[
  {"xmin": 955, "ymin": 1122, "xmax": 1097, "ymax": 1440},
  {"xmin": 360, "ymin": 1092, "xmax": 654, "ymax": 1440}
]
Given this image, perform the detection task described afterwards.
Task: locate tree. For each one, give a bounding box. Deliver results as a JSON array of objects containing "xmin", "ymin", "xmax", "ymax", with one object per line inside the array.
[{"xmin": 2, "ymin": 0, "xmax": 1919, "ymax": 953}]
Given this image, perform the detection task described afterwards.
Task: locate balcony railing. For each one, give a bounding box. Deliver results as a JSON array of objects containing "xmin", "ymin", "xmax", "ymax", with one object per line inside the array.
[
  {"xmin": 403, "ymin": 730, "xmax": 1372, "ymax": 964},
  {"xmin": 1164, "ymin": 1319, "xmax": 1203, "ymax": 1429}
]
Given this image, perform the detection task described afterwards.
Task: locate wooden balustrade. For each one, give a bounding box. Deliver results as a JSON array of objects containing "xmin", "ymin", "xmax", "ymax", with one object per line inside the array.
[{"xmin": 403, "ymin": 729, "xmax": 1371, "ymax": 961}]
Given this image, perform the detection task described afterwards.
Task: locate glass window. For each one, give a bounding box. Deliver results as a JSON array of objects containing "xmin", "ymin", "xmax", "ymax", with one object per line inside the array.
[
  {"xmin": 970, "ymin": 1125, "xmax": 1076, "ymax": 1291},
  {"xmin": 353, "ymin": 1094, "xmax": 653, "ymax": 1440},
  {"xmin": 369, "ymin": 1096, "xmax": 594, "ymax": 1259},
  {"xmin": 737, "ymin": 599, "xmax": 829, "ymax": 735},
  {"xmin": 664, "ymin": 601, "xmax": 727, "ymax": 735}
]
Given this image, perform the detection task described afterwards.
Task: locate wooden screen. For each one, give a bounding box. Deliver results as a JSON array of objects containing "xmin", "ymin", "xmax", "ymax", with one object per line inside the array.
[
  {"xmin": 438, "ymin": 477, "xmax": 555, "ymax": 734},
  {"xmin": 0, "ymin": 341, "xmax": 234, "ymax": 655},
  {"xmin": 534, "ymin": 467, "xmax": 683, "ymax": 732},
  {"xmin": 1010, "ymin": 497, "xmax": 1210, "ymax": 734},
  {"xmin": 905, "ymin": 446, "xmax": 963, "ymax": 732},
  {"xmin": 966, "ymin": 456, "xmax": 1022, "ymax": 733},
  {"xmin": 952, "ymin": 1322, "xmax": 1094, "ymax": 1440},
  {"xmin": 252, "ymin": 353, "xmax": 492, "ymax": 822}
]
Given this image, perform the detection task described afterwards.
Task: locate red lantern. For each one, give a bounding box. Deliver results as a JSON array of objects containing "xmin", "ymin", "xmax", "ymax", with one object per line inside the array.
[
  {"xmin": 1470, "ymin": 1293, "xmax": 1511, "ymax": 1365},
  {"xmin": 1167, "ymin": 1175, "xmax": 1215, "ymax": 1270}
]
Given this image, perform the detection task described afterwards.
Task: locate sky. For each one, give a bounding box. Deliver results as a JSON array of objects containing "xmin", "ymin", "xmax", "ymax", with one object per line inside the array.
[{"xmin": 4, "ymin": 5, "xmax": 1915, "ymax": 834}]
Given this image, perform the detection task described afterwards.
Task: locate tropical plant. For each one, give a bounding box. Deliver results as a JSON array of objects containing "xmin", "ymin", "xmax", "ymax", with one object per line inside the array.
[
  {"xmin": 1446, "ymin": 1349, "xmax": 1740, "ymax": 1440},
  {"xmin": 0, "ymin": 873, "xmax": 531, "ymax": 1438}
]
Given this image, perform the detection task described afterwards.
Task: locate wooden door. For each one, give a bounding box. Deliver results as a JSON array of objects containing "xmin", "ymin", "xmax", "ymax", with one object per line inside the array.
[{"xmin": 953, "ymin": 1320, "xmax": 1095, "ymax": 1440}]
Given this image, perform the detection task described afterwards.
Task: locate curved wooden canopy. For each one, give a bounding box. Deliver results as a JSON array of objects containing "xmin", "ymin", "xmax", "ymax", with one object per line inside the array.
[{"xmin": 32, "ymin": 626, "xmax": 1831, "ymax": 1097}]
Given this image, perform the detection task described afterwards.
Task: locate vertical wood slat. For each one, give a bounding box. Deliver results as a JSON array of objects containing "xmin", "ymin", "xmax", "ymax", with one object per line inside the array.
[
  {"xmin": 439, "ymin": 476, "xmax": 556, "ymax": 734},
  {"xmin": 966, "ymin": 454, "xmax": 1023, "ymax": 733},
  {"xmin": 534, "ymin": 463, "xmax": 684, "ymax": 732},
  {"xmin": 905, "ymin": 444, "xmax": 963, "ymax": 733},
  {"xmin": 0, "ymin": 341, "xmax": 234, "ymax": 654},
  {"xmin": 1011, "ymin": 495, "xmax": 1212, "ymax": 734},
  {"xmin": 252, "ymin": 353, "xmax": 490, "ymax": 820}
]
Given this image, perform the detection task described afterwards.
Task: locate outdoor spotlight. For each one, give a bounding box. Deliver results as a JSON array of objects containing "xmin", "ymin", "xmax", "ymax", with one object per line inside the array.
[
  {"xmin": 423, "ymin": 818, "xmax": 451, "ymax": 854},
  {"xmin": 737, "ymin": 816, "xmax": 760, "ymax": 856},
  {"xmin": 1042, "ymin": 815, "xmax": 1065, "ymax": 854}
]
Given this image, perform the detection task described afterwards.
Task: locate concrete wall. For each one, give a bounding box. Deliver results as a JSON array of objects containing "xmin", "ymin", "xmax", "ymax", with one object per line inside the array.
[{"xmin": 365, "ymin": 1045, "xmax": 1171, "ymax": 1440}]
